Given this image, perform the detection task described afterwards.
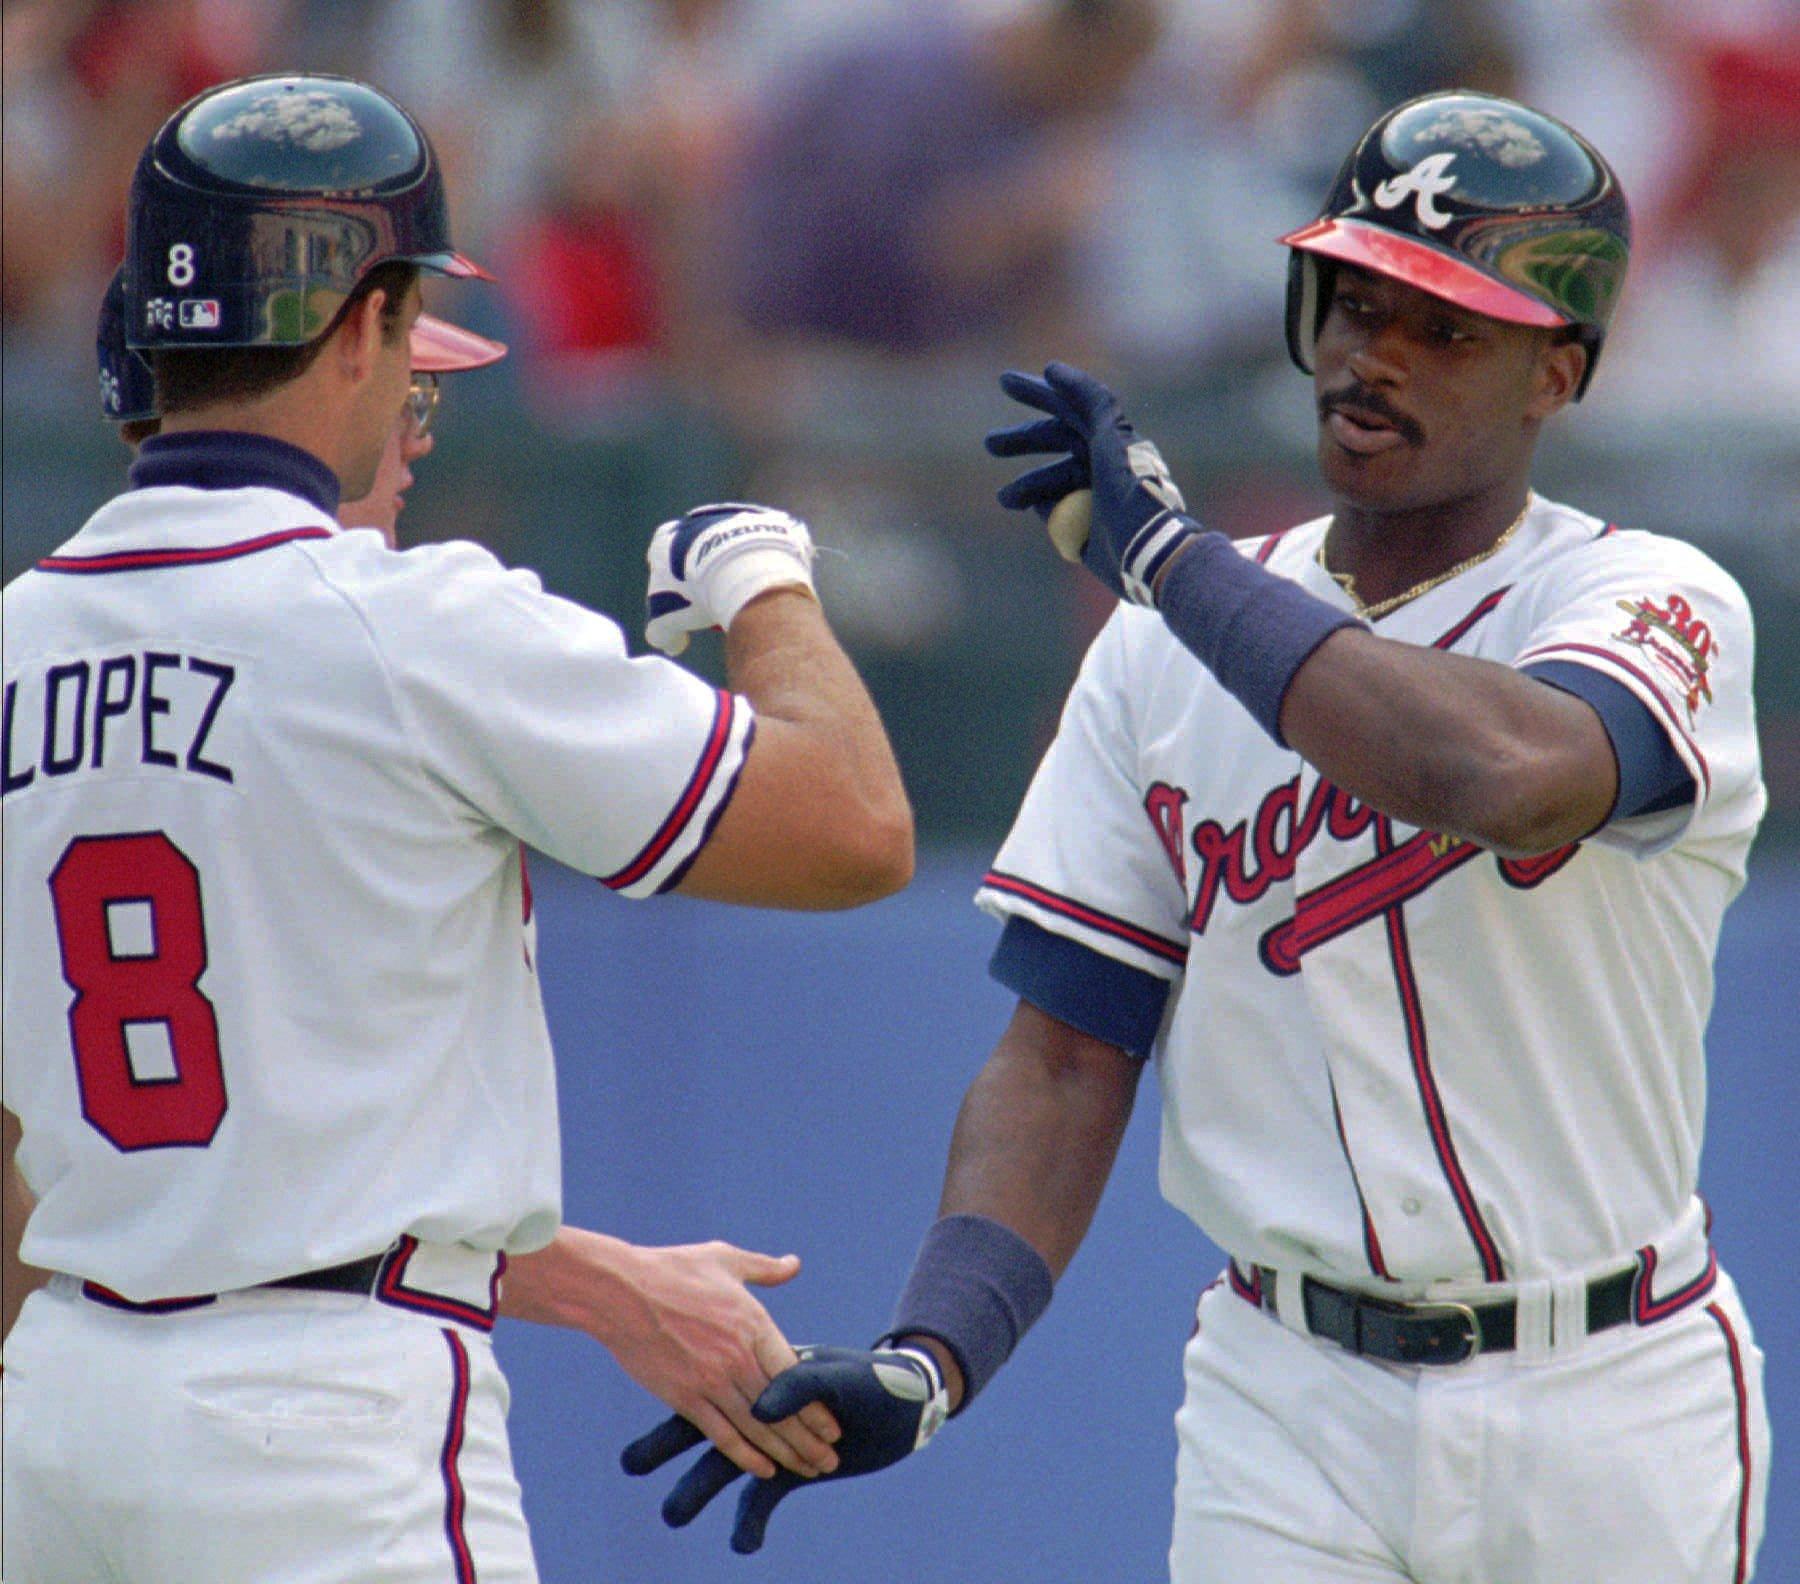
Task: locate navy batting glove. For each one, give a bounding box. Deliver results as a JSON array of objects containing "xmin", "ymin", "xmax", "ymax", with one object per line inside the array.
[
  {"xmin": 986, "ymin": 362, "xmax": 1200, "ymax": 605},
  {"xmin": 620, "ymin": 1344, "xmax": 948, "ymax": 1555}
]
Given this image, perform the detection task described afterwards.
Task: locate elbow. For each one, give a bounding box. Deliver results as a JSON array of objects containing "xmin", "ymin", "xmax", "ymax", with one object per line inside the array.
[
  {"xmin": 811, "ymin": 793, "xmax": 915, "ymax": 908},
  {"xmin": 1450, "ymin": 750, "xmax": 1599, "ymax": 858},
  {"xmin": 1478, "ymin": 802, "xmax": 1586, "ymax": 859}
]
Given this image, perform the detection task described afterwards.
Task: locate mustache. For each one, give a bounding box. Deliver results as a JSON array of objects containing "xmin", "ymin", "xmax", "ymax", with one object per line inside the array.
[{"xmin": 1319, "ymin": 384, "xmax": 1426, "ymax": 447}]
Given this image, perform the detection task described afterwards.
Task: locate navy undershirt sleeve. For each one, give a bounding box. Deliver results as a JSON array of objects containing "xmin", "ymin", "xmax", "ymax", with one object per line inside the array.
[
  {"xmin": 1524, "ymin": 660, "xmax": 1696, "ymax": 819},
  {"xmin": 989, "ymin": 915, "xmax": 1171, "ymax": 1059}
]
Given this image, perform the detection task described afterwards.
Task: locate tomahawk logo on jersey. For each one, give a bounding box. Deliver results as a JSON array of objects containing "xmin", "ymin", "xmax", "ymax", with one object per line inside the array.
[{"xmin": 978, "ymin": 496, "xmax": 1762, "ymax": 1287}]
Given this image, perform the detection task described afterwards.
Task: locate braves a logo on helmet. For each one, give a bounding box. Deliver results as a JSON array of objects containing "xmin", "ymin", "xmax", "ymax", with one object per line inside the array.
[{"xmin": 1373, "ymin": 151, "xmax": 1460, "ymax": 230}]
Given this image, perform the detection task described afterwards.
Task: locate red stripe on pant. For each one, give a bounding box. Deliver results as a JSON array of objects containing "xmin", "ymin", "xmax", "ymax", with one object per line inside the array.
[
  {"xmin": 441, "ymin": 1329, "xmax": 477, "ymax": 1583},
  {"xmin": 1704, "ymin": 1302, "xmax": 1753, "ymax": 1584}
]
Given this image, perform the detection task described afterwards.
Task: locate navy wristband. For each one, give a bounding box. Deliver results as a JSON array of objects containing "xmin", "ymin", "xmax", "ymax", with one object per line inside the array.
[
  {"xmin": 1155, "ymin": 530, "xmax": 1362, "ymax": 745},
  {"xmin": 887, "ymin": 1214, "xmax": 1055, "ymax": 1412}
]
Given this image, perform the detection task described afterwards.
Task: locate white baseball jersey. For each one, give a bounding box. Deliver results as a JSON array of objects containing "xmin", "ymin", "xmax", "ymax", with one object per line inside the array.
[
  {"xmin": 2, "ymin": 450, "xmax": 753, "ymax": 1301},
  {"xmin": 978, "ymin": 493, "xmax": 1763, "ymax": 1289}
]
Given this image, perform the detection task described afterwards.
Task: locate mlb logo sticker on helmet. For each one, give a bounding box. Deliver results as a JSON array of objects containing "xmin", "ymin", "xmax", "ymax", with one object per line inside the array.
[{"xmin": 178, "ymin": 300, "xmax": 222, "ymax": 330}]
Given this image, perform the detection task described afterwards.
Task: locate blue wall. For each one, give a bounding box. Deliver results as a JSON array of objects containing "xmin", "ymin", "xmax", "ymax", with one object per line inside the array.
[{"xmin": 501, "ymin": 852, "xmax": 1799, "ymax": 1583}]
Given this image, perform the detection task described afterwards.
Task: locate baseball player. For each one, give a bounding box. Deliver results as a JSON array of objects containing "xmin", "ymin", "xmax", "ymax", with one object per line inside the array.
[
  {"xmin": 626, "ymin": 92, "xmax": 1770, "ymax": 1579},
  {"xmin": 1, "ymin": 72, "xmax": 910, "ymax": 1583},
  {"xmin": 46, "ymin": 262, "xmax": 845, "ymax": 1447}
]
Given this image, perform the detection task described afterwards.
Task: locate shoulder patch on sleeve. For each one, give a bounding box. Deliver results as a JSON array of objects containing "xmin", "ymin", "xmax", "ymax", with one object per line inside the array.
[{"xmin": 1611, "ymin": 592, "xmax": 1720, "ymax": 728}]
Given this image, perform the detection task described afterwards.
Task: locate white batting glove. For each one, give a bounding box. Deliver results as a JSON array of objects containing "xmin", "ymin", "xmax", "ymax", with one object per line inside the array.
[{"xmin": 645, "ymin": 503, "xmax": 817, "ymax": 657}]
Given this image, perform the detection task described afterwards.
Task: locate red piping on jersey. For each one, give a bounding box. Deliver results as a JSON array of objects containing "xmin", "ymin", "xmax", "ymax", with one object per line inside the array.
[
  {"xmin": 36, "ymin": 527, "xmax": 331, "ymax": 573},
  {"xmin": 1329, "ymin": 1080, "xmax": 1392, "ymax": 1279},
  {"xmin": 1253, "ymin": 531, "xmax": 1290, "ymax": 566},
  {"xmin": 1632, "ymin": 1242, "xmax": 1719, "ymax": 1324},
  {"xmin": 982, "ymin": 871, "xmax": 1190, "ymax": 965},
  {"xmin": 1226, "ymin": 1260, "xmax": 1262, "ymax": 1306},
  {"xmin": 376, "ymin": 1235, "xmax": 502, "ymax": 1333},
  {"xmin": 601, "ymin": 689, "xmax": 737, "ymax": 891},
  {"xmin": 1375, "ymin": 817, "xmax": 1507, "ymax": 1282},
  {"xmin": 1512, "ymin": 641, "xmax": 1712, "ymax": 798},
  {"xmin": 1429, "ymin": 587, "xmax": 1511, "ymax": 648},
  {"xmin": 1705, "ymin": 1302, "xmax": 1754, "ymax": 1584},
  {"xmin": 80, "ymin": 1280, "xmax": 215, "ymax": 1313},
  {"xmin": 1495, "ymin": 844, "xmax": 1581, "ymax": 889},
  {"xmin": 440, "ymin": 1329, "xmax": 478, "ymax": 1584}
]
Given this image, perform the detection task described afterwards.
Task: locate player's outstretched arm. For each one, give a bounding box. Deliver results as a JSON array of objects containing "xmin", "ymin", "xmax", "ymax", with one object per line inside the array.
[
  {"xmin": 622, "ymin": 1002, "xmax": 1142, "ymax": 1551},
  {"xmin": 644, "ymin": 504, "xmax": 913, "ymax": 909},
  {"xmin": 1274, "ymin": 630, "xmax": 1618, "ymax": 854},
  {"xmin": 988, "ymin": 364, "xmax": 1645, "ymax": 857},
  {"xmin": 500, "ymin": 1227, "xmax": 841, "ymax": 1482}
]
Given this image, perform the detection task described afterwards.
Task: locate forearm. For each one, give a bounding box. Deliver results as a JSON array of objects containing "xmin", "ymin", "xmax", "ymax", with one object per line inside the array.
[
  {"xmin": 1277, "ymin": 627, "xmax": 1616, "ymax": 854},
  {"xmin": 499, "ymin": 1226, "xmax": 633, "ymax": 1334},
  {"xmin": 723, "ymin": 589, "xmax": 907, "ymax": 837},
  {"xmin": 898, "ymin": 1003, "xmax": 1141, "ymax": 1409},
  {"xmin": 678, "ymin": 588, "xmax": 912, "ymax": 908},
  {"xmin": 937, "ymin": 1013, "xmax": 1140, "ymax": 1278}
]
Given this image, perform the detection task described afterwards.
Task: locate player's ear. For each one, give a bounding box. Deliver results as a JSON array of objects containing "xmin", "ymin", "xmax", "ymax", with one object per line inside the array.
[
  {"xmin": 1525, "ymin": 332, "xmax": 1585, "ymax": 421},
  {"xmin": 333, "ymin": 288, "xmax": 390, "ymax": 386}
]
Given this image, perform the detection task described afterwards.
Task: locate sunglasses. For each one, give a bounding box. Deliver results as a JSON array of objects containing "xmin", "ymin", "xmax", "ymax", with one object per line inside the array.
[{"xmin": 406, "ymin": 373, "xmax": 441, "ymax": 437}]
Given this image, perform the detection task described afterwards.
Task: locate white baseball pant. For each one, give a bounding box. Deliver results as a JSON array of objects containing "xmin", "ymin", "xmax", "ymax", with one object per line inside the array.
[
  {"xmin": 3, "ymin": 1278, "xmax": 537, "ymax": 1583},
  {"xmin": 1171, "ymin": 1266, "xmax": 1767, "ymax": 1582}
]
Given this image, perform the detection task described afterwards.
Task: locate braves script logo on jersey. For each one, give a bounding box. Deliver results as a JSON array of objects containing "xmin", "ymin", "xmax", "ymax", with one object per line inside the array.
[
  {"xmin": 1146, "ymin": 776, "xmax": 1576, "ymax": 974},
  {"xmin": 1614, "ymin": 593, "xmax": 1717, "ymax": 726},
  {"xmin": 1373, "ymin": 151, "xmax": 1459, "ymax": 230}
]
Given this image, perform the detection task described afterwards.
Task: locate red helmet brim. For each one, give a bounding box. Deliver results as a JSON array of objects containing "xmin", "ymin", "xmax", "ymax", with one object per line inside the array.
[
  {"xmin": 1280, "ymin": 217, "xmax": 1568, "ymax": 329},
  {"xmin": 409, "ymin": 313, "xmax": 507, "ymax": 373}
]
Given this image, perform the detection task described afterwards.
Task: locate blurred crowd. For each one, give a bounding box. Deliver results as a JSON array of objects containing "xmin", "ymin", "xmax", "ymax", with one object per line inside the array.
[
  {"xmin": 5, "ymin": 0, "xmax": 1799, "ymax": 798},
  {"xmin": 7, "ymin": 0, "xmax": 1798, "ymax": 426}
]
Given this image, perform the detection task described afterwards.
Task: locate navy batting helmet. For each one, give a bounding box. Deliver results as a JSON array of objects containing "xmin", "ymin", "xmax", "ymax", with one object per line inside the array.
[
  {"xmin": 97, "ymin": 268, "xmax": 159, "ymax": 423},
  {"xmin": 125, "ymin": 73, "xmax": 491, "ymax": 351},
  {"xmin": 101, "ymin": 257, "xmax": 507, "ymax": 428},
  {"xmin": 1281, "ymin": 91, "xmax": 1630, "ymax": 399}
]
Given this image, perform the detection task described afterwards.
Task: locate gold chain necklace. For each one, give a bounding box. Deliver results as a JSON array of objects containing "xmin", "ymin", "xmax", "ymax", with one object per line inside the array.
[{"xmin": 1317, "ymin": 494, "xmax": 1533, "ymax": 621}]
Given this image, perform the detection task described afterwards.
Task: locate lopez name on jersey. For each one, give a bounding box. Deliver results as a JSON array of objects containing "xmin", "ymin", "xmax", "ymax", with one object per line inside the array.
[{"xmin": 2, "ymin": 648, "xmax": 240, "ymax": 796}]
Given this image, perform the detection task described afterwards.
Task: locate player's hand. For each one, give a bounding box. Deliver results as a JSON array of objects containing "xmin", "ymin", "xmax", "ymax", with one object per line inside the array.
[
  {"xmin": 622, "ymin": 1343, "xmax": 949, "ymax": 1554},
  {"xmin": 645, "ymin": 502, "xmax": 816, "ymax": 656},
  {"xmin": 512, "ymin": 1233, "xmax": 841, "ymax": 1482},
  {"xmin": 985, "ymin": 362, "xmax": 1198, "ymax": 606}
]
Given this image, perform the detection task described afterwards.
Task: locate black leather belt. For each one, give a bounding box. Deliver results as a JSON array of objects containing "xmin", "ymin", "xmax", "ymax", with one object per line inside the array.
[
  {"xmin": 263, "ymin": 1252, "xmax": 390, "ymax": 1296},
  {"xmin": 81, "ymin": 1249, "xmax": 396, "ymax": 1315},
  {"xmin": 1253, "ymin": 1265, "xmax": 1637, "ymax": 1366}
]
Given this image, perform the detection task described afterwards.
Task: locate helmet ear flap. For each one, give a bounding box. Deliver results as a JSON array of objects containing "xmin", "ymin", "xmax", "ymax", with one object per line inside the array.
[
  {"xmin": 1284, "ymin": 252, "xmax": 1332, "ymax": 376},
  {"xmin": 1570, "ymin": 326, "xmax": 1604, "ymax": 402}
]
